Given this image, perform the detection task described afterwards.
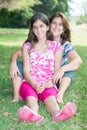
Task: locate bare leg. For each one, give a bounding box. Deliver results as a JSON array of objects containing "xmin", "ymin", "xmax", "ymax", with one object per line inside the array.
[
  {"xmin": 44, "ymin": 96, "xmax": 60, "ymax": 117},
  {"xmin": 57, "ymin": 77, "xmax": 71, "ymax": 104},
  {"xmin": 26, "ymin": 96, "xmax": 39, "ymax": 113},
  {"xmin": 18, "ymin": 96, "xmax": 44, "ymax": 122},
  {"xmin": 11, "ymin": 77, "xmax": 22, "ymax": 102}
]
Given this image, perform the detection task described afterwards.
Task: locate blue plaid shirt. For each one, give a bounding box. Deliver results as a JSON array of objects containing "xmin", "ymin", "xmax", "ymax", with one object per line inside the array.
[{"xmin": 62, "ymin": 41, "xmax": 75, "ymax": 65}]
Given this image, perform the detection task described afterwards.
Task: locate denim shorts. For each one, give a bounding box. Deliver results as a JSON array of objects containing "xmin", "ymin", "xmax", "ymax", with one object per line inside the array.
[
  {"xmin": 64, "ymin": 70, "xmax": 75, "ymax": 80},
  {"xmin": 17, "ymin": 61, "xmax": 23, "ymax": 79}
]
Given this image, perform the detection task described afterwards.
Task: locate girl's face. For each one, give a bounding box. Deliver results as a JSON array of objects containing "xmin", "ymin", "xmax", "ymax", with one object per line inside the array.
[
  {"xmin": 32, "ymin": 20, "xmax": 49, "ymax": 40},
  {"xmin": 50, "ymin": 17, "xmax": 64, "ymax": 37}
]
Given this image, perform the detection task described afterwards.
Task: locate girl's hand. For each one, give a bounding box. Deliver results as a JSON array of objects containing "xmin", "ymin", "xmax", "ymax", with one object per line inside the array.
[
  {"xmin": 34, "ymin": 80, "xmax": 54, "ymax": 94},
  {"xmin": 42, "ymin": 80, "xmax": 53, "ymax": 88},
  {"xmin": 35, "ymin": 83, "xmax": 45, "ymax": 94},
  {"xmin": 10, "ymin": 62, "xmax": 20, "ymax": 79}
]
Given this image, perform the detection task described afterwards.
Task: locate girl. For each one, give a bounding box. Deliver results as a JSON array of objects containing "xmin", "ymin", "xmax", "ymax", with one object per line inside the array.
[{"xmin": 18, "ymin": 13, "xmax": 62, "ymax": 122}]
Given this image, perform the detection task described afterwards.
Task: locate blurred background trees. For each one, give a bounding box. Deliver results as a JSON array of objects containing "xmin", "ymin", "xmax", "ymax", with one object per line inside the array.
[{"xmin": 0, "ymin": 0, "xmax": 86, "ymax": 28}]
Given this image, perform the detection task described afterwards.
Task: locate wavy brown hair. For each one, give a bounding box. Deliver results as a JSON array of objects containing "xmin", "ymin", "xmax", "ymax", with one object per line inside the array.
[{"xmin": 49, "ymin": 12, "xmax": 71, "ymax": 45}]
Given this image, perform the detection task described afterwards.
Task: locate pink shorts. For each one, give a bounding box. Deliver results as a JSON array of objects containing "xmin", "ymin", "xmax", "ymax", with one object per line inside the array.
[{"xmin": 19, "ymin": 81, "xmax": 58, "ymax": 102}]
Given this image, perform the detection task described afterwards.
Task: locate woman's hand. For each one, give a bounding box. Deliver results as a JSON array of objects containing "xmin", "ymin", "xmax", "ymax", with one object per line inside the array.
[
  {"xmin": 52, "ymin": 67, "xmax": 65, "ymax": 85},
  {"xmin": 10, "ymin": 62, "xmax": 20, "ymax": 79}
]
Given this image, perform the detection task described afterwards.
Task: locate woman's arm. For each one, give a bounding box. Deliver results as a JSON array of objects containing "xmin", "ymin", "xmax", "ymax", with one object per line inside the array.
[
  {"xmin": 10, "ymin": 48, "xmax": 22, "ymax": 79},
  {"xmin": 52, "ymin": 50, "xmax": 82, "ymax": 84},
  {"xmin": 60, "ymin": 50, "xmax": 82, "ymax": 72}
]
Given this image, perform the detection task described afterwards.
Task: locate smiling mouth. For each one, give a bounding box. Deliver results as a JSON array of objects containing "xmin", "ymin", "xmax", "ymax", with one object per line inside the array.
[{"xmin": 54, "ymin": 30, "xmax": 61, "ymax": 32}]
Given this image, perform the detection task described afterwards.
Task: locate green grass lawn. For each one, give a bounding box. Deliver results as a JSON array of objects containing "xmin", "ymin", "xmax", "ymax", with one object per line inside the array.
[{"xmin": 0, "ymin": 26, "xmax": 87, "ymax": 130}]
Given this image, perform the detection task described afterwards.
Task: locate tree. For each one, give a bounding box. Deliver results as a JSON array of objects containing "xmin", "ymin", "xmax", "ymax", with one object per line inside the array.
[
  {"xmin": 0, "ymin": 0, "xmax": 19, "ymax": 9},
  {"xmin": 0, "ymin": 0, "xmax": 72, "ymax": 28},
  {"xmin": 32, "ymin": 0, "xmax": 72, "ymax": 16},
  {"xmin": 0, "ymin": 0, "xmax": 72, "ymax": 16},
  {"xmin": 0, "ymin": 0, "xmax": 41, "ymax": 9}
]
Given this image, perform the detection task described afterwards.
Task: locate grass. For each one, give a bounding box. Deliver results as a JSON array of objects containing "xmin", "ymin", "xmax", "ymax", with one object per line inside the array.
[
  {"xmin": 0, "ymin": 28, "xmax": 28, "ymax": 46},
  {"xmin": 0, "ymin": 24, "xmax": 87, "ymax": 130}
]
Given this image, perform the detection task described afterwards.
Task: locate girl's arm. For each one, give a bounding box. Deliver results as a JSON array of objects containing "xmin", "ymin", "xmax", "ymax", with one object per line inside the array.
[
  {"xmin": 22, "ymin": 47, "xmax": 44, "ymax": 93},
  {"xmin": 52, "ymin": 50, "xmax": 62, "ymax": 84},
  {"xmin": 22, "ymin": 47, "xmax": 36, "ymax": 87},
  {"xmin": 10, "ymin": 48, "xmax": 22, "ymax": 79}
]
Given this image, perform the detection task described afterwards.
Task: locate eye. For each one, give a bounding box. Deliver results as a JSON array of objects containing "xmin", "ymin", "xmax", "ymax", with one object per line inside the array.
[
  {"xmin": 51, "ymin": 22, "xmax": 57, "ymax": 25},
  {"xmin": 40, "ymin": 24, "xmax": 44, "ymax": 28},
  {"xmin": 59, "ymin": 23, "xmax": 63, "ymax": 26}
]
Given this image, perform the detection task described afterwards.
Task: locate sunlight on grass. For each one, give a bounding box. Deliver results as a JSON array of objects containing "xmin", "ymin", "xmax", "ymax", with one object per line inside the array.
[
  {"xmin": 0, "ymin": 28, "xmax": 28, "ymax": 34},
  {"xmin": 0, "ymin": 28, "xmax": 28, "ymax": 46}
]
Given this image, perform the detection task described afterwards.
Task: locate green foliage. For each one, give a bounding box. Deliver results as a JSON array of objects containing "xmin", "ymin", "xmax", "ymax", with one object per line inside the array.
[
  {"xmin": 0, "ymin": 0, "xmax": 71, "ymax": 28},
  {"xmin": 0, "ymin": 0, "xmax": 41, "ymax": 9},
  {"xmin": 76, "ymin": 15, "xmax": 87, "ymax": 25},
  {"xmin": 9, "ymin": 8, "xmax": 33, "ymax": 28},
  {"xmin": 0, "ymin": 9, "xmax": 10, "ymax": 27},
  {"xmin": 0, "ymin": 8, "xmax": 33, "ymax": 28},
  {"xmin": 52, "ymin": 0, "xmax": 69, "ymax": 14},
  {"xmin": 32, "ymin": 0, "xmax": 70, "ymax": 16}
]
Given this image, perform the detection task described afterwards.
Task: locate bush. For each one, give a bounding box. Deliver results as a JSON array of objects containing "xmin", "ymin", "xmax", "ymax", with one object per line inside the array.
[
  {"xmin": 0, "ymin": 9, "xmax": 10, "ymax": 27},
  {"xmin": 0, "ymin": 8, "xmax": 33, "ymax": 28}
]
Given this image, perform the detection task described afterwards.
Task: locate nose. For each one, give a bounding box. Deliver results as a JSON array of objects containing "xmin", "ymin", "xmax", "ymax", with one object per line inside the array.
[
  {"xmin": 37, "ymin": 27, "xmax": 41, "ymax": 33},
  {"xmin": 56, "ymin": 23, "xmax": 59, "ymax": 28}
]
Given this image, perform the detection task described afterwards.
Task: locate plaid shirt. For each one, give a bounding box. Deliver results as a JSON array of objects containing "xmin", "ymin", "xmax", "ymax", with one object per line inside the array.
[{"xmin": 62, "ymin": 41, "xmax": 75, "ymax": 65}]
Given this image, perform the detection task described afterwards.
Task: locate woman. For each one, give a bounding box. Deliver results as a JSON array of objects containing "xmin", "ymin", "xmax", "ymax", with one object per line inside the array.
[{"xmin": 49, "ymin": 12, "xmax": 82, "ymax": 103}]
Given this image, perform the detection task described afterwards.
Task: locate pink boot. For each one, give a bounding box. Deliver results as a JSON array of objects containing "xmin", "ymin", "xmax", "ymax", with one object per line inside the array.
[
  {"xmin": 53, "ymin": 102, "xmax": 77, "ymax": 121},
  {"xmin": 18, "ymin": 105, "xmax": 44, "ymax": 123}
]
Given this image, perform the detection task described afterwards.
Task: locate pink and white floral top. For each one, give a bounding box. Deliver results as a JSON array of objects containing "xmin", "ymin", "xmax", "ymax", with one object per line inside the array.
[{"xmin": 23, "ymin": 40, "xmax": 62, "ymax": 84}]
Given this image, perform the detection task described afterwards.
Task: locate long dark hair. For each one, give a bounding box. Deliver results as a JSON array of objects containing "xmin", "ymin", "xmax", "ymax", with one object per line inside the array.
[
  {"xmin": 49, "ymin": 12, "xmax": 71, "ymax": 45},
  {"xmin": 25, "ymin": 13, "xmax": 53, "ymax": 44}
]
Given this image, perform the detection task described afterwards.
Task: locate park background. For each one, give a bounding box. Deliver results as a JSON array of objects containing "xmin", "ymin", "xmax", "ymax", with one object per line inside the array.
[{"xmin": 0, "ymin": 0, "xmax": 87, "ymax": 130}]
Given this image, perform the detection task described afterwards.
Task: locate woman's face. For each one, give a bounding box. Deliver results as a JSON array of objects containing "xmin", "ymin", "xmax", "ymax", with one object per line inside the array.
[
  {"xmin": 50, "ymin": 17, "xmax": 64, "ymax": 37},
  {"xmin": 32, "ymin": 19, "xmax": 49, "ymax": 40}
]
